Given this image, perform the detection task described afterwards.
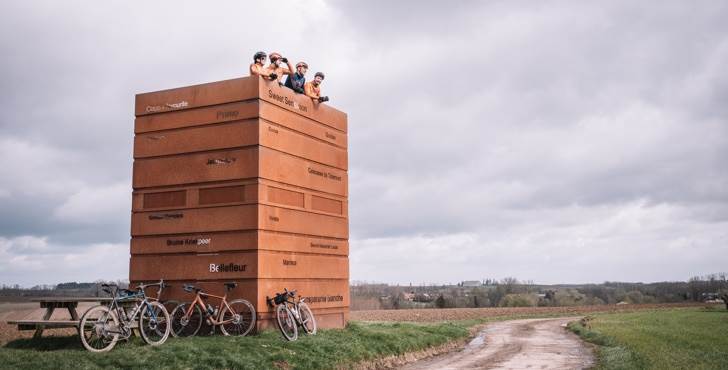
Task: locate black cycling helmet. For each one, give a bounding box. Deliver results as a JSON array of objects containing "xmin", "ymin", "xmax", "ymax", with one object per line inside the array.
[
  {"xmin": 314, "ymin": 72, "xmax": 325, "ymax": 80},
  {"xmin": 253, "ymin": 51, "xmax": 267, "ymax": 62}
]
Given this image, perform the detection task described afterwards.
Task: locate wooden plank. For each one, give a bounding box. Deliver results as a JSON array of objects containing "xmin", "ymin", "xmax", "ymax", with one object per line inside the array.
[
  {"xmin": 31, "ymin": 297, "xmax": 112, "ymax": 303},
  {"xmin": 133, "ymin": 119, "xmax": 348, "ymax": 170},
  {"xmin": 135, "ymin": 76, "xmax": 347, "ymax": 131},
  {"xmin": 135, "ymin": 77, "xmax": 258, "ymax": 117},
  {"xmin": 10, "ymin": 320, "xmax": 79, "ymax": 330},
  {"xmin": 130, "ymin": 230, "xmax": 349, "ymax": 256},
  {"xmin": 135, "ymin": 100, "xmax": 259, "ymax": 134},
  {"xmin": 258, "ymin": 78, "xmax": 347, "ymax": 132}
]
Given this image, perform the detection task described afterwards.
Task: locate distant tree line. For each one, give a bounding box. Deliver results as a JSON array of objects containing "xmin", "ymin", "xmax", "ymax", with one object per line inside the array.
[
  {"xmin": 0, "ymin": 280, "xmax": 129, "ymax": 301},
  {"xmin": 350, "ymin": 273, "xmax": 728, "ymax": 310}
]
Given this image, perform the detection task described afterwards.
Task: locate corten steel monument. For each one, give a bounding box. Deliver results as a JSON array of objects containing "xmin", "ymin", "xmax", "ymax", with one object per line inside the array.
[{"xmin": 129, "ymin": 76, "xmax": 349, "ymax": 329}]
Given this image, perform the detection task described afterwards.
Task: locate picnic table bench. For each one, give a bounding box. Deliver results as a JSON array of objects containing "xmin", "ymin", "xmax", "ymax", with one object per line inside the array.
[{"xmin": 7, "ymin": 297, "xmax": 111, "ymax": 338}]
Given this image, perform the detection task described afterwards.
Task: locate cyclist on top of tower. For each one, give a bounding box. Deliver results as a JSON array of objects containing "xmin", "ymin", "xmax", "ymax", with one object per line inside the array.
[
  {"xmin": 304, "ymin": 72, "xmax": 329, "ymax": 103},
  {"xmin": 284, "ymin": 61, "xmax": 308, "ymax": 94},
  {"xmin": 264, "ymin": 52, "xmax": 294, "ymax": 84},
  {"xmin": 249, "ymin": 51, "xmax": 278, "ymax": 80}
]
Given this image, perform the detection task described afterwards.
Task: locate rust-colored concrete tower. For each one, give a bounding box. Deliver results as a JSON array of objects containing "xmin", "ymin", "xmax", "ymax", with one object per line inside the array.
[{"xmin": 129, "ymin": 76, "xmax": 349, "ymax": 329}]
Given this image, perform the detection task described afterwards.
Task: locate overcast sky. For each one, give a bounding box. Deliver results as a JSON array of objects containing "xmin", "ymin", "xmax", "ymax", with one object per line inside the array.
[{"xmin": 1, "ymin": 1, "xmax": 727, "ymax": 286}]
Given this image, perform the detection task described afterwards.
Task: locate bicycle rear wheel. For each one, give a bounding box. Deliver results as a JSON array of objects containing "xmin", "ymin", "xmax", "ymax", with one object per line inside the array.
[
  {"xmin": 139, "ymin": 301, "xmax": 170, "ymax": 345},
  {"xmin": 219, "ymin": 299, "xmax": 256, "ymax": 336},
  {"xmin": 171, "ymin": 302, "xmax": 203, "ymax": 337},
  {"xmin": 79, "ymin": 305, "xmax": 119, "ymax": 352},
  {"xmin": 298, "ymin": 302, "xmax": 317, "ymax": 335},
  {"xmin": 276, "ymin": 304, "xmax": 298, "ymax": 341}
]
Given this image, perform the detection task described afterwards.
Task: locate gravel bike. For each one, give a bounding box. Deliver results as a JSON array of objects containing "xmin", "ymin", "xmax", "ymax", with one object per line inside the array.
[
  {"xmin": 170, "ymin": 282, "xmax": 256, "ymax": 337},
  {"xmin": 79, "ymin": 280, "xmax": 171, "ymax": 352},
  {"xmin": 267, "ymin": 288, "xmax": 316, "ymax": 341}
]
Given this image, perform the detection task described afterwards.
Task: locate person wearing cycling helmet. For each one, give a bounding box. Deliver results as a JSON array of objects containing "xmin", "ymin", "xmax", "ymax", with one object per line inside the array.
[
  {"xmin": 304, "ymin": 72, "xmax": 329, "ymax": 103},
  {"xmin": 284, "ymin": 61, "xmax": 308, "ymax": 94},
  {"xmin": 250, "ymin": 51, "xmax": 278, "ymax": 80},
  {"xmin": 264, "ymin": 52, "xmax": 294, "ymax": 84}
]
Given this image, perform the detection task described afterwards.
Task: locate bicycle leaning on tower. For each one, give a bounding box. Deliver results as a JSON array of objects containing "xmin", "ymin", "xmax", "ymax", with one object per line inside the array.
[
  {"xmin": 267, "ymin": 288, "xmax": 317, "ymax": 341},
  {"xmin": 170, "ymin": 282, "xmax": 256, "ymax": 337},
  {"xmin": 79, "ymin": 280, "xmax": 171, "ymax": 352}
]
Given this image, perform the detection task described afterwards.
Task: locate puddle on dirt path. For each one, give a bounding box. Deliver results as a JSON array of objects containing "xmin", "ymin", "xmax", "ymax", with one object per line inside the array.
[{"xmin": 399, "ymin": 317, "xmax": 594, "ymax": 370}]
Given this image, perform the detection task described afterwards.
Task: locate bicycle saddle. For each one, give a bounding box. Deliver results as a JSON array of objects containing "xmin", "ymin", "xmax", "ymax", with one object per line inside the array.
[{"xmin": 224, "ymin": 282, "xmax": 237, "ymax": 290}]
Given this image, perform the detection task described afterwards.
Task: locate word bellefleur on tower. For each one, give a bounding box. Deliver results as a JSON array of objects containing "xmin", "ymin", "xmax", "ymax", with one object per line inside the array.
[{"xmin": 129, "ymin": 76, "xmax": 349, "ymax": 329}]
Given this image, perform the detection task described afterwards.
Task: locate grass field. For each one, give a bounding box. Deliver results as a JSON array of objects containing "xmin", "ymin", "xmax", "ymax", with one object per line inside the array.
[
  {"xmin": 0, "ymin": 311, "xmax": 575, "ymax": 370},
  {"xmin": 568, "ymin": 306, "xmax": 728, "ymax": 370},
  {"xmin": 0, "ymin": 321, "xmax": 471, "ymax": 370},
  {"xmin": 2, "ymin": 305, "xmax": 722, "ymax": 369}
]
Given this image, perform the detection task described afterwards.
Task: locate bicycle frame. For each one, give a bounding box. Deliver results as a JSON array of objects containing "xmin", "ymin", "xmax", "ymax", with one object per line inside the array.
[
  {"xmin": 104, "ymin": 284, "xmax": 162, "ymax": 336},
  {"xmin": 183, "ymin": 290, "xmax": 236, "ymax": 326},
  {"xmin": 273, "ymin": 291, "xmax": 307, "ymax": 326}
]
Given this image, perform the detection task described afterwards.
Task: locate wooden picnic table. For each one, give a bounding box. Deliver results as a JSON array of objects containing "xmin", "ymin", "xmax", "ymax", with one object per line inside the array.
[{"xmin": 7, "ymin": 297, "xmax": 112, "ymax": 338}]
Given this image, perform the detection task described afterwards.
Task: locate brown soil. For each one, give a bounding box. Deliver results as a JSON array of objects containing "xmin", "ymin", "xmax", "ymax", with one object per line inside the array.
[
  {"xmin": 398, "ymin": 317, "xmax": 593, "ymax": 369},
  {"xmin": 0, "ymin": 302, "xmax": 98, "ymax": 345},
  {"xmin": 350, "ymin": 302, "xmax": 701, "ymax": 322}
]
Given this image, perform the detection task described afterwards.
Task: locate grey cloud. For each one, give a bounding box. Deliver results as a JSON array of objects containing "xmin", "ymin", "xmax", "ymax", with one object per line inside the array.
[{"xmin": 1, "ymin": 1, "xmax": 727, "ymax": 284}]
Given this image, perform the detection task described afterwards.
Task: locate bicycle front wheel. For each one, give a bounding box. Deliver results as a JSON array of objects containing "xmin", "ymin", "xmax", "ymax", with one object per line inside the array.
[
  {"xmin": 171, "ymin": 302, "xmax": 203, "ymax": 337},
  {"xmin": 276, "ymin": 304, "xmax": 298, "ymax": 341},
  {"xmin": 79, "ymin": 305, "xmax": 119, "ymax": 352},
  {"xmin": 139, "ymin": 301, "xmax": 170, "ymax": 346},
  {"xmin": 219, "ymin": 299, "xmax": 256, "ymax": 336},
  {"xmin": 298, "ymin": 302, "xmax": 317, "ymax": 335}
]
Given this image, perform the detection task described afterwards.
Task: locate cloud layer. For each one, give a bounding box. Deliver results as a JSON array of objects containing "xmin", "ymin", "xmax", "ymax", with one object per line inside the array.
[{"xmin": 1, "ymin": 1, "xmax": 726, "ymax": 285}]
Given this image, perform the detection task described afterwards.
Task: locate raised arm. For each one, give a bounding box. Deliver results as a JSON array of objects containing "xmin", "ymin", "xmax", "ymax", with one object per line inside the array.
[
  {"xmin": 282, "ymin": 58, "xmax": 294, "ymax": 76},
  {"xmin": 250, "ymin": 63, "xmax": 277, "ymax": 80}
]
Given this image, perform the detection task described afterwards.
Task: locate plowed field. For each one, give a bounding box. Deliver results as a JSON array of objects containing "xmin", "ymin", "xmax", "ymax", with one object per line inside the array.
[{"xmin": 350, "ymin": 303, "xmax": 703, "ymax": 322}]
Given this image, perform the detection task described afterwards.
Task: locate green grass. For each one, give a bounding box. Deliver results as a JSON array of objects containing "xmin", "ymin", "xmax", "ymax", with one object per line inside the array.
[
  {"xmin": 6, "ymin": 308, "xmax": 722, "ymax": 369},
  {"xmin": 0, "ymin": 321, "xmax": 470, "ymax": 370},
  {"xmin": 568, "ymin": 306, "xmax": 728, "ymax": 370},
  {"xmin": 0, "ymin": 310, "xmax": 590, "ymax": 370}
]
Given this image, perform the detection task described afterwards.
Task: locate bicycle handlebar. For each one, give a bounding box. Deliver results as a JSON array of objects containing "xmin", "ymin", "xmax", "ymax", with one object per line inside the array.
[
  {"xmin": 268, "ymin": 288, "xmax": 299, "ymax": 306},
  {"xmin": 136, "ymin": 279, "xmax": 165, "ymax": 291}
]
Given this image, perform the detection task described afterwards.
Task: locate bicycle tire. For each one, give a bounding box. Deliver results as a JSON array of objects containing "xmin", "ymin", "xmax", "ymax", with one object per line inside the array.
[
  {"xmin": 219, "ymin": 299, "xmax": 256, "ymax": 336},
  {"xmin": 298, "ymin": 302, "xmax": 317, "ymax": 335},
  {"xmin": 171, "ymin": 302, "xmax": 203, "ymax": 337},
  {"xmin": 79, "ymin": 305, "xmax": 119, "ymax": 352},
  {"xmin": 162, "ymin": 300, "xmax": 179, "ymax": 315},
  {"xmin": 276, "ymin": 304, "xmax": 298, "ymax": 341},
  {"xmin": 139, "ymin": 301, "xmax": 170, "ymax": 345}
]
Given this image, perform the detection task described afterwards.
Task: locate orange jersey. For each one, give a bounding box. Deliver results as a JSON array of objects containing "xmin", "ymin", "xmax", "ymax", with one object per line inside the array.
[
  {"xmin": 304, "ymin": 81, "xmax": 321, "ymax": 99},
  {"xmin": 250, "ymin": 63, "xmax": 269, "ymax": 77},
  {"xmin": 265, "ymin": 65, "xmax": 291, "ymax": 82}
]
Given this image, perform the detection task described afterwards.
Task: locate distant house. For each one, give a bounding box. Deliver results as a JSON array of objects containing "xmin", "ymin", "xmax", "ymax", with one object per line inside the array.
[
  {"xmin": 461, "ymin": 281, "xmax": 481, "ymax": 287},
  {"xmin": 401, "ymin": 292, "xmax": 416, "ymax": 301}
]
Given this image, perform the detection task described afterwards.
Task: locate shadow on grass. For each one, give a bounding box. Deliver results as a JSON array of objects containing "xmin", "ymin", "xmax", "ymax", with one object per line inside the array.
[
  {"xmin": 3, "ymin": 335, "xmax": 151, "ymax": 352},
  {"xmin": 4, "ymin": 335, "xmax": 82, "ymax": 351}
]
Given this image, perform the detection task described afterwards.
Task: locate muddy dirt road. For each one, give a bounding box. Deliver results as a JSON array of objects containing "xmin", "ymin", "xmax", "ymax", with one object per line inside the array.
[{"xmin": 399, "ymin": 317, "xmax": 593, "ymax": 370}]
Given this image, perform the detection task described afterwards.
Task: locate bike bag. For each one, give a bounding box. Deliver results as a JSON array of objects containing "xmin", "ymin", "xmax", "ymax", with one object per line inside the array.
[
  {"xmin": 117, "ymin": 289, "xmax": 137, "ymax": 299},
  {"xmin": 274, "ymin": 293, "xmax": 286, "ymax": 305}
]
